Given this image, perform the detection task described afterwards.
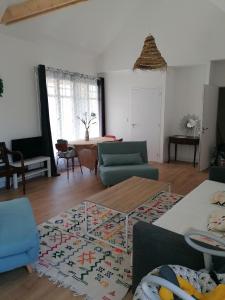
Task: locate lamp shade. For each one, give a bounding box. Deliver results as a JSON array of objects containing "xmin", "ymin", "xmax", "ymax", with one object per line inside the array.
[{"xmin": 133, "ymin": 35, "xmax": 167, "ymax": 70}]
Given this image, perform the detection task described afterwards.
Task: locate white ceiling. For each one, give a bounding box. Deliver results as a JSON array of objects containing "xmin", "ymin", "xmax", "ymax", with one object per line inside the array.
[
  {"xmin": 1, "ymin": 0, "xmax": 225, "ymax": 60},
  {"xmin": 209, "ymin": 0, "xmax": 225, "ymax": 12},
  {"xmin": 0, "ymin": 0, "xmax": 139, "ymax": 56}
]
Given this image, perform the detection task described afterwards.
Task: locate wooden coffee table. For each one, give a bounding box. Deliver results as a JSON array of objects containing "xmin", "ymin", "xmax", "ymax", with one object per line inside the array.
[{"xmin": 84, "ymin": 176, "xmax": 170, "ymax": 251}]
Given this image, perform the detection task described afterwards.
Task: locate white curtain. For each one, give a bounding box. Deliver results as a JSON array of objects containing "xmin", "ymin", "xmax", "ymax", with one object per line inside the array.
[{"xmin": 46, "ymin": 68, "xmax": 100, "ymax": 145}]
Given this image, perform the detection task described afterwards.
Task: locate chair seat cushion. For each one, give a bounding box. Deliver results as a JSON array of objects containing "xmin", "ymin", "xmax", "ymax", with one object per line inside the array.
[
  {"xmin": 58, "ymin": 149, "xmax": 75, "ymax": 158},
  {"xmin": 99, "ymin": 164, "xmax": 159, "ymax": 186},
  {"xmin": 0, "ymin": 197, "xmax": 39, "ymax": 257}
]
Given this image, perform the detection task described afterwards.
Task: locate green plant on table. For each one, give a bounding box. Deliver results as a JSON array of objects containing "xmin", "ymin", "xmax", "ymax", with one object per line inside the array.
[{"xmin": 77, "ymin": 112, "xmax": 97, "ymax": 130}]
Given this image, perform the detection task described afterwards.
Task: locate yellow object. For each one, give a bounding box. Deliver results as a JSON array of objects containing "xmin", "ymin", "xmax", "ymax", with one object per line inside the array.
[
  {"xmin": 201, "ymin": 284, "xmax": 225, "ymax": 300},
  {"xmin": 159, "ymin": 276, "xmax": 202, "ymax": 300},
  {"xmin": 159, "ymin": 287, "xmax": 173, "ymax": 300},
  {"xmin": 159, "ymin": 276, "xmax": 225, "ymax": 300}
]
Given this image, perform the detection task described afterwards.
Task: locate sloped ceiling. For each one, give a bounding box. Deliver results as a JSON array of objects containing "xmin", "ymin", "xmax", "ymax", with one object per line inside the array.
[
  {"xmin": 1, "ymin": 0, "xmax": 225, "ymax": 68},
  {"xmin": 0, "ymin": 0, "xmax": 139, "ymax": 56},
  {"xmin": 209, "ymin": 0, "xmax": 225, "ymax": 12},
  {"xmin": 99, "ymin": 0, "xmax": 225, "ymax": 71}
]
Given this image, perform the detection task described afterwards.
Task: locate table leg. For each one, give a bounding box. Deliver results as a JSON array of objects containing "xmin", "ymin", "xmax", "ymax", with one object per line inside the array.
[
  {"xmin": 194, "ymin": 144, "xmax": 197, "ymax": 167},
  {"xmin": 168, "ymin": 141, "xmax": 171, "ymax": 163},
  {"xmin": 66, "ymin": 158, "xmax": 69, "ymax": 180},
  {"xmin": 175, "ymin": 143, "xmax": 177, "ymax": 161},
  {"xmin": 72, "ymin": 157, "xmax": 75, "ymax": 172},
  {"xmin": 95, "ymin": 159, "xmax": 98, "ymax": 176},
  {"xmin": 84, "ymin": 201, "xmax": 88, "ymax": 234},
  {"xmin": 125, "ymin": 214, "xmax": 129, "ymax": 252}
]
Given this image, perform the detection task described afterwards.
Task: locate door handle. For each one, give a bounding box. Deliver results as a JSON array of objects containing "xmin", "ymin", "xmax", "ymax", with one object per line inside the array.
[{"xmin": 131, "ymin": 123, "xmax": 137, "ymax": 128}]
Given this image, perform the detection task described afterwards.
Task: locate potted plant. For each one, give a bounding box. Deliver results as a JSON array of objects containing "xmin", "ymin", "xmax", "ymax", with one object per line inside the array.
[
  {"xmin": 77, "ymin": 112, "xmax": 97, "ymax": 141},
  {"xmin": 180, "ymin": 114, "xmax": 201, "ymax": 137}
]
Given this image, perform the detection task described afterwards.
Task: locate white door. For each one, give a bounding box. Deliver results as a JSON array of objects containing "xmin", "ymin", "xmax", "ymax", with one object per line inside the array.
[
  {"xmin": 130, "ymin": 88, "xmax": 162, "ymax": 162},
  {"xmin": 199, "ymin": 85, "xmax": 219, "ymax": 171}
]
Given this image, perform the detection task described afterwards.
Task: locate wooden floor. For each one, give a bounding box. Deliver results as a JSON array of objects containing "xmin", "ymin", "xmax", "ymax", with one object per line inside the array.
[{"xmin": 0, "ymin": 162, "xmax": 208, "ymax": 300}]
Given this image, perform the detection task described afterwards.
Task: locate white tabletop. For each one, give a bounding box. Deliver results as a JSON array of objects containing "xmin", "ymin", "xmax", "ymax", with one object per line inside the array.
[{"xmin": 154, "ymin": 180, "xmax": 225, "ymax": 235}]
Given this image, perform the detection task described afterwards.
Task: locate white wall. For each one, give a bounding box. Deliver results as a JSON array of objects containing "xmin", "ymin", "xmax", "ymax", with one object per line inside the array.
[
  {"xmin": 103, "ymin": 66, "xmax": 209, "ymax": 163},
  {"xmin": 209, "ymin": 60, "xmax": 225, "ymax": 87},
  {"xmin": 164, "ymin": 65, "xmax": 208, "ymax": 162},
  {"xmin": 98, "ymin": 0, "xmax": 225, "ymax": 72},
  {"xmin": 0, "ymin": 32, "xmax": 96, "ymax": 148},
  {"xmin": 102, "ymin": 69, "xmax": 166, "ymax": 162}
]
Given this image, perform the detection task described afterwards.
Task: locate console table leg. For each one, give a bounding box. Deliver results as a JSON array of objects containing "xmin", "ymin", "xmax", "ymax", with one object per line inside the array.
[
  {"xmin": 168, "ymin": 141, "xmax": 171, "ymax": 163},
  {"xmin": 194, "ymin": 144, "xmax": 197, "ymax": 167},
  {"xmin": 175, "ymin": 143, "xmax": 177, "ymax": 161}
]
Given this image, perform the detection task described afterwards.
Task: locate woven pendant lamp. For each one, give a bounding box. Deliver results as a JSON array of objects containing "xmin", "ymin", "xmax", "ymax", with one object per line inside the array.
[{"xmin": 133, "ymin": 35, "xmax": 167, "ymax": 70}]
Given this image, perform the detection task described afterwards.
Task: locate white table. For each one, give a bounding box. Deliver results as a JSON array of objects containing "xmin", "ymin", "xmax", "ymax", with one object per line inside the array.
[
  {"xmin": 154, "ymin": 180, "xmax": 225, "ymax": 235},
  {"xmin": 12, "ymin": 156, "xmax": 51, "ymax": 189}
]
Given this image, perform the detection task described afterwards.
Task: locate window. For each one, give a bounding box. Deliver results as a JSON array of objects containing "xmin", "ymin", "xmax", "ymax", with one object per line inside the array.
[{"xmin": 46, "ymin": 69, "xmax": 100, "ymax": 145}]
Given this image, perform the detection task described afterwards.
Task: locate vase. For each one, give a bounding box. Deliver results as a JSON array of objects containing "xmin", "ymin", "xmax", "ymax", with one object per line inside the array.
[{"xmin": 85, "ymin": 129, "xmax": 89, "ymax": 141}]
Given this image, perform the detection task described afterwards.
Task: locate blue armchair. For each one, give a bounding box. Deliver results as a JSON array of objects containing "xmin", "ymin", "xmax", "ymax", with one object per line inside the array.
[
  {"xmin": 98, "ymin": 141, "xmax": 159, "ymax": 186},
  {"xmin": 0, "ymin": 197, "xmax": 39, "ymax": 273}
]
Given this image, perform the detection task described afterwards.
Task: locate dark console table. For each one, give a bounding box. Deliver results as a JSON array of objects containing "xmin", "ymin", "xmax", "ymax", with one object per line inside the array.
[{"xmin": 168, "ymin": 135, "xmax": 200, "ymax": 167}]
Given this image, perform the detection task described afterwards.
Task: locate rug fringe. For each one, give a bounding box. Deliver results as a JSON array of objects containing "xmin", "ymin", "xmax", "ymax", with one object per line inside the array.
[{"xmin": 34, "ymin": 265, "xmax": 87, "ymax": 298}]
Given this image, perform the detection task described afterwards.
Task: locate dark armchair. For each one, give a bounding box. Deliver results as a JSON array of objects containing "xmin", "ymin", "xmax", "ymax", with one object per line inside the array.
[
  {"xmin": 0, "ymin": 142, "xmax": 26, "ymax": 194},
  {"xmin": 132, "ymin": 222, "xmax": 225, "ymax": 293},
  {"xmin": 209, "ymin": 166, "xmax": 225, "ymax": 183}
]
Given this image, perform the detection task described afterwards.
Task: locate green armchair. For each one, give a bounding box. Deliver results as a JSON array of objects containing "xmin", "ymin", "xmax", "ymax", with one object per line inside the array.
[
  {"xmin": 98, "ymin": 141, "xmax": 159, "ymax": 186},
  {"xmin": 209, "ymin": 166, "xmax": 225, "ymax": 183}
]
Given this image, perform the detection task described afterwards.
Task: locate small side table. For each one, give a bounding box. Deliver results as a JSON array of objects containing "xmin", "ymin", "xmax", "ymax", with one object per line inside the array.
[{"xmin": 168, "ymin": 135, "xmax": 200, "ymax": 167}]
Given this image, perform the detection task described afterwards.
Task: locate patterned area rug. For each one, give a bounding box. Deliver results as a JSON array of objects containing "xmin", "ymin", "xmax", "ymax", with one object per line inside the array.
[{"xmin": 34, "ymin": 191, "xmax": 183, "ymax": 300}]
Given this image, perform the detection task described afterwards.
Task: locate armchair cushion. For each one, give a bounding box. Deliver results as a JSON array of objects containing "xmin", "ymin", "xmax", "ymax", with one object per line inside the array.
[{"xmin": 101, "ymin": 153, "xmax": 143, "ymax": 166}]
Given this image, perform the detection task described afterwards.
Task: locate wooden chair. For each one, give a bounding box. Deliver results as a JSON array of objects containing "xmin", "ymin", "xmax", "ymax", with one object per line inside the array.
[
  {"xmin": 75, "ymin": 144, "xmax": 98, "ymax": 175},
  {"xmin": 0, "ymin": 142, "xmax": 26, "ymax": 194}
]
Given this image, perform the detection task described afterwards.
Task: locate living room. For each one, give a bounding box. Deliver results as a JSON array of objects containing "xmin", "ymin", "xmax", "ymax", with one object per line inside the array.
[{"xmin": 1, "ymin": 1, "xmax": 225, "ymax": 300}]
